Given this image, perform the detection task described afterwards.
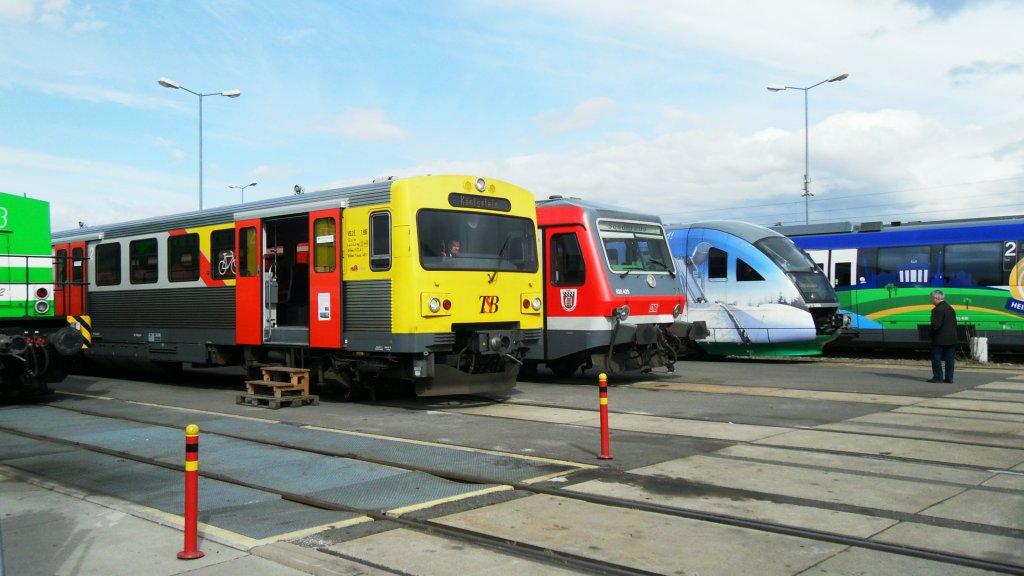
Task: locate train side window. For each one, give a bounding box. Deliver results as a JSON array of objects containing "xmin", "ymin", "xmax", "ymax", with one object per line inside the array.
[
  {"xmin": 878, "ymin": 245, "xmax": 931, "ymax": 286},
  {"xmin": 708, "ymin": 247, "xmax": 727, "ymax": 280},
  {"xmin": 370, "ymin": 211, "xmax": 391, "ymax": 271},
  {"xmin": 551, "ymin": 232, "xmax": 586, "ymax": 286},
  {"xmin": 71, "ymin": 246, "xmax": 85, "ymax": 283},
  {"xmin": 129, "ymin": 238, "xmax": 158, "ymax": 284},
  {"xmin": 736, "ymin": 258, "xmax": 764, "ymax": 282},
  {"xmin": 95, "ymin": 242, "xmax": 121, "ymax": 286},
  {"xmin": 238, "ymin": 227, "xmax": 258, "ymax": 277},
  {"xmin": 834, "ymin": 262, "xmax": 852, "ymax": 286},
  {"xmin": 167, "ymin": 233, "xmax": 199, "ymax": 282},
  {"xmin": 55, "ymin": 248, "xmax": 68, "ymax": 285},
  {"xmin": 944, "ymin": 242, "xmax": 1002, "ymax": 286},
  {"xmin": 313, "ymin": 217, "xmax": 337, "ymax": 273},
  {"xmin": 211, "ymin": 229, "xmax": 235, "ymax": 280}
]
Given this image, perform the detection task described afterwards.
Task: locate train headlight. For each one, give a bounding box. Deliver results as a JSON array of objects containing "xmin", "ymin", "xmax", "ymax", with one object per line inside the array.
[
  {"xmin": 673, "ymin": 303, "xmax": 683, "ymax": 318},
  {"xmin": 531, "ymin": 297, "xmax": 542, "ymax": 311},
  {"xmin": 428, "ymin": 297, "xmax": 442, "ymax": 313},
  {"xmin": 442, "ymin": 299, "xmax": 452, "ymax": 311},
  {"xmin": 475, "ymin": 177, "xmax": 487, "ymax": 192},
  {"xmin": 36, "ymin": 287, "xmax": 49, "ymax": 299},
  {"xmin": 613, "ymin": 305, "xmax": 630, "ymax": 321},
  {"xmin": 34, "ymin": 301, "xmax": 50, "ymax": 314}
]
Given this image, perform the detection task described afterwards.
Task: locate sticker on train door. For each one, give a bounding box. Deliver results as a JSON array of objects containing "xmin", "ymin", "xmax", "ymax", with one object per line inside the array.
[
  {"xmin": 318, "ymin": 292, "xmax": 331, "ymax": 320},
  {"xmin": 560, "ymin": 288, "xmax": 577, "ymax": 312}
]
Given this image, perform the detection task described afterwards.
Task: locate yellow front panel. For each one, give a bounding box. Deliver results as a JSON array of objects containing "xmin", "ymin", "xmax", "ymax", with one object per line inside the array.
[{"xmin": 341, "ymin": 175, "xmax": 543, "ymax": 335}]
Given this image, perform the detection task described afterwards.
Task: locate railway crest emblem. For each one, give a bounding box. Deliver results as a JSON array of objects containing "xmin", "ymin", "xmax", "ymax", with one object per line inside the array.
[{"xmin": 560, "ymin": 289, "xmax": 578, "ymax": 312}]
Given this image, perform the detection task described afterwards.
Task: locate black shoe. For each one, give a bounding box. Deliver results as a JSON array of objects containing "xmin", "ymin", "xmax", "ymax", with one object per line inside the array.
[
  {"xmin": 926, "ymin": 378, "xmax": 941, "ymax": 383},
  {"xmin": 943, "ymin": 380, "xmax": 953, "ymax": 383}
]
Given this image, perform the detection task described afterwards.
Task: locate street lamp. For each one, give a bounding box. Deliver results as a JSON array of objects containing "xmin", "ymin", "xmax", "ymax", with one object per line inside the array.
[
  {"xmin": 158, "ymin": 77, "xmax": 241, "ymax": 210},
  {"xmin": 767, "ymin": 72, "xmax": 848, "ymax": 224},
  {"xmin": 228, "ymin": 180, "xmax": 258, "ymax": 203}
]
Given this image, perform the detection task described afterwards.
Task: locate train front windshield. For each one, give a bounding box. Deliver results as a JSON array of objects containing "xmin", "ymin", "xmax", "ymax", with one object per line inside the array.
[
  {"xmin": 756, "ymin": 236, "xmax": 836, "ymax": 303},
  {"xmin": 599, "ymin": 220, "xmax": 675, "ymax": 274},
  {"xmin": 418, "ymin": 209, "xmax": 538, "ymax": 272}
]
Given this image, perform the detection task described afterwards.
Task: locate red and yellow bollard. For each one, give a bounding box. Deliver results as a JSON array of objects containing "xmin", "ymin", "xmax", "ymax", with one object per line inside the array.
[
  {"xmin": 598, "ymin": 373, "xmax": 613, "ymax": 460},
  {"xmin": 177, "ymin": 424, "xmax": 204, "ymax": 560}
]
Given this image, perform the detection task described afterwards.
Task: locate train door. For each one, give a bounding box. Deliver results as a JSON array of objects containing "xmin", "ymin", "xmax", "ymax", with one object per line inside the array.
[
  {"xmin": 826, "ymin": 249, "xmax": 858, "ymax": 288},
  {"xmin": 537, "ymin": 225, "xmax": 588, "ymax": 361},
  {"xmin": 53, "ymin": 241, "xmax": 87, "ymax": 317},
  {"xmin": 235, "ymin": 218, "xmax": 263, "ymax": 345},
  {"xmin": 308, "ymin": 208, "xmax": 342, "ymax": 348}
]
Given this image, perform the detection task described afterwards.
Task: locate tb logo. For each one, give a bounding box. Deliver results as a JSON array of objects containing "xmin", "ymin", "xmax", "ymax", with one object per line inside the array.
[{"xmin": 479, "ymin": 295, "xmax": 500, "ymax": 314}]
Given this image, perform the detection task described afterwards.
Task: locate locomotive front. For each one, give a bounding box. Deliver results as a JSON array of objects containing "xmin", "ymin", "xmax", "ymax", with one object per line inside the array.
[{"xmin": 348, "ymin": 176, "xmax": 543, "ymax": 396}]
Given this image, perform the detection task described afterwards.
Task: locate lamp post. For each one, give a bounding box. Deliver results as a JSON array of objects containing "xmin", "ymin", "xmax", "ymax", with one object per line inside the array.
[
  {"xmin": 228, "ymin": 180, "xmax": 258, "ymax": 203},
  {"xmin": 158, "ymin": 77, "xmax": 241, "ymax": 210},
  {"xmin": 767, "ymin": 72, "xmax": 848, "ymax": 224}
]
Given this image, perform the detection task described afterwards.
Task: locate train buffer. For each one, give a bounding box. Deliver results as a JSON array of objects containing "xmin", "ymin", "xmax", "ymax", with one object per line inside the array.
[{"xmin": 238, "ymin": 366, "xmax": 319, "ymax": 409}]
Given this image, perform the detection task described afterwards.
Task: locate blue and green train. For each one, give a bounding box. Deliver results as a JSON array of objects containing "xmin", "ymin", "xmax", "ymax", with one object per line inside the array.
[{"xmin": 778, "ymin": 215, "xmax": 1024, "ymax": 352}]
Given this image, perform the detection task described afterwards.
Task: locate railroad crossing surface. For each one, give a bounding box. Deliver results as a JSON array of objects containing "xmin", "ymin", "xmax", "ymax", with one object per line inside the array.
[{"xmin": 1, "ymin": 357, "xmax": 1022, "ymax": 575}]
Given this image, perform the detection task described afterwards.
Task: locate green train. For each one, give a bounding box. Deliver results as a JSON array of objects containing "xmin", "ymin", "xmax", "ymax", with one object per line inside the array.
[{"xmin": 0, "ymin": 191, "xmax": 84, "ymax": 398}]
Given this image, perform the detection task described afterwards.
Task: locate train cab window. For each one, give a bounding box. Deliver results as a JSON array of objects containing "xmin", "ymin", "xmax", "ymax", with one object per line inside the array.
[
  {"xmin": 313, "ymin": 217, "xmax": 337, "ymax": 273},
  {"xmin": 943, "ymin": 242, "xmax": 1002, "ymax": 287},
  {"xmin": 551, "ymin": 233, "xmax": 586, "ymax": 286},
  {"xmin": 708, "ymin": 247, "xmax": 727, "ymax": 280},
  {"xmin": 95, "ymin": 242, "xmax": 121, "ymax": 286},
  {"xmin": 130, "ymin": 238, "xmax": 159, "ymax": 284},
  {"xmin": 167, "ymin": 233, "xmax": 199, "ymax": 282},
  {"xmin": 238, "ymin": 227, "xmax": 258, "ymax": 277},
  {"xmin": 370, "ymin": 211, "xmax": 391, "ymax": 271},
  {"xmin": 211, "ymin": 229, "xmax": 235, "ymax": 280},
  {"xmin": 736, "ymin": 258, "xmax": 764, "ymax": 282}
]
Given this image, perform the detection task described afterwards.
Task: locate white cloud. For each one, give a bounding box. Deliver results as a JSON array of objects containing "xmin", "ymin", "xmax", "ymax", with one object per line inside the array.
[
  {"xmin": 313, "ymin": 108, "xmax": 407, "ymax": 141},
  {"xmin": 533, "ymin": 97, "xmax": 620, "ymax": 134}
]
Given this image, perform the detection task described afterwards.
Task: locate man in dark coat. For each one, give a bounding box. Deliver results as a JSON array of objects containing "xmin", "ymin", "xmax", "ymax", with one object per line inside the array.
[{"xmin": 928, "ymin": 290, "xmax": 957, "ymax": 383}]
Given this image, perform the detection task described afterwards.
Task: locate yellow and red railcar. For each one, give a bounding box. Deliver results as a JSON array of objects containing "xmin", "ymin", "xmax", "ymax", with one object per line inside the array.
[{"xmin": 52, "ymin": 175, "xmax": 543, "ymax": 397}]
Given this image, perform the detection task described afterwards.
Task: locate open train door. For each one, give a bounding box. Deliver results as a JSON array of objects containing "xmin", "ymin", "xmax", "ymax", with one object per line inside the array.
[
  {"xmin": 235, "ymin": 218, "xmax": 263, "ymax": 345},
  {"xmin": 53, "ymin": 241, "xmax": 87, "ymax": 317},
  {"xmin": 308, "ymin": 208, "xmax": 342, "ymax": 348}
]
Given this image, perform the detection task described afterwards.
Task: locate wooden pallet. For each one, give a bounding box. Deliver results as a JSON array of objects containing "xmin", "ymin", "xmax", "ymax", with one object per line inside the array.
[
  {"xmin": 244, "ymin": 366, "xmax": 311, "ymax": 398},
  {"xmin": 236, "ymin": 393, "xmax": 319, "ymax": 409}
]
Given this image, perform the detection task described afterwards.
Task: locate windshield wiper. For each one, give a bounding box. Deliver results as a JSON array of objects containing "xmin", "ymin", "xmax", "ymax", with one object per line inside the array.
[
  {"xmin": 488, "ymin": 234, "xmax": 513, "ymax": 284},
  {"xmin": 648, "ymin": 257, "xmax": 675, "ymax": 278}
]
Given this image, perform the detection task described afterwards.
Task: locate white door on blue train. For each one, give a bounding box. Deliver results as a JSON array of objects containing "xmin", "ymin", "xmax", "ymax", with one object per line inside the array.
[{"xmin": 804, "ymin": 249, "xmax": 856, "ymax": 287}]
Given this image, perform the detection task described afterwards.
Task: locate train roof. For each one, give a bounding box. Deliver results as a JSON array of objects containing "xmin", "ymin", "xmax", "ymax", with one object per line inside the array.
[
  {"xmin": 665, "ymin": 220, "xmax": 784, "ymax": 245},
  {"xmin": 535, "ymin": 196, "xmax": 665, "ymax": 224},
  {"xmin": 773, "ymin": 213, "xmax": 1024, "ymax": 238},
  {"xmin": 53, "ymin": 179, "xmax": 395, "ymax": 241},
  {"xmin": 774, "ymin": 214, "xmax": 1024, "ymax": 250}
]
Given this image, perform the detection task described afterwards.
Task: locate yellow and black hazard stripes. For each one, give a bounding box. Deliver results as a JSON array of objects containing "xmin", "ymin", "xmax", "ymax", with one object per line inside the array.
[{"xmin": 67, "ymin": 315, "xmax": 91, "ymax": 348}]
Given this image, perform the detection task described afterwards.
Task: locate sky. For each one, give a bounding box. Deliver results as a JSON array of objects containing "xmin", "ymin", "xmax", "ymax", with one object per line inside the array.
[{"xmin": 2, "ymin": 0, "xmax": 1023, "ymax": 232}]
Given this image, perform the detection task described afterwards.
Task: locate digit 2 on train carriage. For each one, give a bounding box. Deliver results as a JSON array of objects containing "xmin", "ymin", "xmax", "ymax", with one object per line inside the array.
[{"xmin": 51, "ymin": 175, "xmax": 543, "ymax": 398}]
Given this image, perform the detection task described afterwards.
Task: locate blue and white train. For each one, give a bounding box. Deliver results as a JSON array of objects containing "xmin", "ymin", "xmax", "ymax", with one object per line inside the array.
[{"xmin": 665, "ymin": 220, "xmax": 845, "ymax": 356}]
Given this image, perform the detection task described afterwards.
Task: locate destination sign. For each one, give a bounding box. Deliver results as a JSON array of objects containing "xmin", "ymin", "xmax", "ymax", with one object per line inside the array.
[
  {"xmin": 598, "ymin": 220, "xmax": 662, "ymax": 235},
  {"xmin": 448, "ymin": 193, "xmax": 511, "ymax": 212}
]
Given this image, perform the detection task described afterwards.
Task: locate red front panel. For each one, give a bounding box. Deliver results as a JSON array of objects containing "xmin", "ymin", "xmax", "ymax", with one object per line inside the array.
[
  {"xmin": 308, "ymin": 208, "xmax": 342, "ymax": 349},
  {"xmin": 235, "ymin": 219, "xmax": 263, "ymax": 345}
]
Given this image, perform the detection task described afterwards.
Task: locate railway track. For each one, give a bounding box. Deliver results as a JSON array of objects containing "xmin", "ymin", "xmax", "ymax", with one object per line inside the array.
[{"xmin": 2, "ymin": 395, "xmax": 1021, "ymax": 575}]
